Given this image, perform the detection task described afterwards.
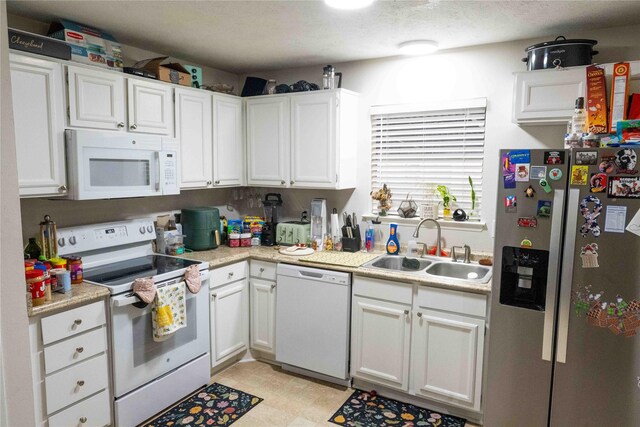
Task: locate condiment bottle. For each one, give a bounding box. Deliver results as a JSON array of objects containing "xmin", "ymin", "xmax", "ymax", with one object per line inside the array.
[
  {"xmin": 386, "ymin": 223, "xmax": 400, "ymax": 255},
  {"xmin": 24, "ymin": 238, "xmax": 42, "ymax": 260},
  {"xmin": 570, "ymin": 97, "xmax": 587, "ymax": 135}
]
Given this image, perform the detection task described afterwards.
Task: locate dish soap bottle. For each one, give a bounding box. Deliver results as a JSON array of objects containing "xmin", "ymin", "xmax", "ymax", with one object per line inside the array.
[
  {"xmin": 570, "ymin": 97, "xmax": 587, "ymax": 135},
  {"xmin": 386, "ymin": 223, "xmax": 400, "ymax": 255}
]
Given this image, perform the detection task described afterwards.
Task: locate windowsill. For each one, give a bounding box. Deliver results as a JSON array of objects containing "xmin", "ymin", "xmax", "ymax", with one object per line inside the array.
[{"xmin": 361, "ymin": 214, "xmax": 487, "ymax": 232}]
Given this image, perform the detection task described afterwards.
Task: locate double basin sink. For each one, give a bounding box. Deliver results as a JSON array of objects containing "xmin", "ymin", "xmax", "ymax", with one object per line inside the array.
[{"xmin": 363, "ymin": 254, "xmax": 492, "ymax": 284}]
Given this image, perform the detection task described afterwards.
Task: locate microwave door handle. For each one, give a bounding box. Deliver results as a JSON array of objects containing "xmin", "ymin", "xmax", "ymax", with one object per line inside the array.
[{"xmin": 154, "ymin": 152, "xmax": 161, "ymax": 192}]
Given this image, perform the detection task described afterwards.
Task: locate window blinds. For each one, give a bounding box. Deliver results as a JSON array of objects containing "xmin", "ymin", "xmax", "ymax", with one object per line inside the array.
[{"xmin": 370, "ymin": 99, "xmax": 486, "ymax": 217}]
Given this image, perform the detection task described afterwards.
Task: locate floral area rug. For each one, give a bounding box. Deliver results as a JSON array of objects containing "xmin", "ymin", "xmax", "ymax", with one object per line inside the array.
[
  {"xmin": 141, "ymin": 383, "xmax": 263, "ymax": 427},
  {"xmin": 329, "ymin": 390, "xmax": 466, "ymax": 427}
]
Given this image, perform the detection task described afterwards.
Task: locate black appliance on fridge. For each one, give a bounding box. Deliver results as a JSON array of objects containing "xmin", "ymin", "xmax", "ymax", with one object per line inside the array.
[{"xmin": 485, "ymin": 148, "xmax": 640, "ymax": 426}]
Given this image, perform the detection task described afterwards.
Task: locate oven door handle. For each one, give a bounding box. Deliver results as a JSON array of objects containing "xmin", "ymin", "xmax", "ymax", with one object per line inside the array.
[{"xmin": 113, "ymin": 294, "xmax": 145, "ymax": 308}]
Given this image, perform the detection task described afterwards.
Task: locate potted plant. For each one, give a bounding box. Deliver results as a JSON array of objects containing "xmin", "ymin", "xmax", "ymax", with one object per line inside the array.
[
  {"xmin": 371, "ymin": 184, "xmax": 393, "ymax": 216},
  {"xmin": 436, "ymin": 185, "xmax": 456, "ymax": 218},
  {"xmin": 468, "ymin": 176, "xmax": 477, "ymax": 219}
]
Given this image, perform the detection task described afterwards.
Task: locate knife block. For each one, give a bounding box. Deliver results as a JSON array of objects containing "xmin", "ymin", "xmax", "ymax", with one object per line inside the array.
[{"xmin": 341, "ymin": 237, "xmax": 361, "ymax": 252}]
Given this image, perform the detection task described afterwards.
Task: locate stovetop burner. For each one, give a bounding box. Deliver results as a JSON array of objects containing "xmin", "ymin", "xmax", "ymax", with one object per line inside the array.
[{"xmin": 84, "ymin": 255, "xmax": 201, "ymax": 289}]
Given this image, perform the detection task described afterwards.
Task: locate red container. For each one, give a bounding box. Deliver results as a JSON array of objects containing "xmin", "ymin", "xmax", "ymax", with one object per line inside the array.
[{"xmin": 25, "ymin": 270, "xmax": 46, "ymax": 306}]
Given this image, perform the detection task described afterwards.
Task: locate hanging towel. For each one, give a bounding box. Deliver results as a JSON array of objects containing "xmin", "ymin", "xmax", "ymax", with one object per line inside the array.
[
  {"xmin": 184, "ymin": 264, "xmax": 202, "ymax": 294},
  {"xmin": 152, "ymin": 282, "xmax": 187, "ymax": 342},
  {"xmin": 133, "ymin": 277, "xmax": 156, "ymax": 303}
]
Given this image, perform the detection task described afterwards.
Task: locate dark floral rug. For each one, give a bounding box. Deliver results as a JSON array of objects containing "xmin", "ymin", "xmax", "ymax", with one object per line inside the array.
[
  {"xmin": 329, "ymin": 390, "xmax": 466, "ymax": 427},
  {"xmin": 141, "ymin": 383, "xmax": 263, "ymax": 427}
]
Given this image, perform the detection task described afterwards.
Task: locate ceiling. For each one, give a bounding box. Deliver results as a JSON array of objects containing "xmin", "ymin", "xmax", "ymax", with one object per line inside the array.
[{"xmin": 7, "ymin": 0, "xmax": 640, "ymax": 73}]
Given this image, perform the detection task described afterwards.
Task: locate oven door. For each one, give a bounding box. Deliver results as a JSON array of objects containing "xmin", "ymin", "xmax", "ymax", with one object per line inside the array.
[{"xmin": 109, "ymin": 276, "xmax": 210, "ymax": 398}]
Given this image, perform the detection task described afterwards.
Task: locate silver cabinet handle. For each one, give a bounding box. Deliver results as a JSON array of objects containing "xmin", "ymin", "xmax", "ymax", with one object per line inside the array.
[
  {"xmin": 270, "ymin": 283, "xmax": 276, "ymax": 290},
  {"xmin": 290, "ymin": 180, "xmax": 295, "ymax": 185},
  {"xmin": 130, "ymin": 124, "xmax": 138, "ymax": 130},
  {"xmin": 211, "ymin": 293, "xmax": 217, "ymax": 301},
  {"xmin": 280, "ymin": 180, "xmax": 285, "ymax": 185},
  {"xmin": 417, "ymin": 312, "xmax": 423, "ymax": 318},
  {"xmin": 206, "ymin": 180, "xmax": 212, "ymax": 185},
  {"xmin": 215, "ymin": 180, "xmax": 220, "ymax": 184},
  {"xmin": 58, "ymin": 185, "xmax": 67, "ymax": 192},
  {"xmin": 77, "ymin": 380, "xmax": 85, "ymax": 387},
  {"xmin": 228, "ymin": 272, "xmax": 234, "ymax": 277},
  {"xmin": 117, "ymin": 122, "xmax": 125, "ymax": 128},
  {"xmin": 259, "ymin": 267, "xmax": 265, "ymax": 273},
  {"xmin": 75, "ymin": 347, "xmax": 84, "ymax": 353},
  {"xmin": 79, "ymin": 417, "xmax": 87, "ymax": 424},
  {"xmin": 72, "ymin": 319, "xmax": 82, "ymax": 328},
  {"xmin": 403, "ymin": 310, "xmax": 409, "ymax": 316}
]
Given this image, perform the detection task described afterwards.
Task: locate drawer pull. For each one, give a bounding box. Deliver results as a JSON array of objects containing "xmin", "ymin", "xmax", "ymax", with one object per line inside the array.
[
  {"xmin": 259, "ymin": 267, "xmax": 265, "ymax": 273},
  {"xmin": 404, "ymin": 310, "xmax": 410, "ymax": 316},
  {"xmin": 77, "ymin": 380, "xmax": 85, "ymax": 387},
  {"xmin": 79, "ymin": 417, "xmax": 87, "ymax": 424},
  {"xmin": 72, "ymin": 319, "xmax": 83, "ymax": 328},
  {"xmin": 76, "ymin": 347, "xmax": 84, "ymax": 354},
  {"xmin": 228, "ymin": 272, "xmax": 234, "ymax": 277},
  {"xmin": 270, "ymin": 284, "xmax": 276, "ymax": 290},
  {"xmin": 417, "ymin": 312, "xmax": 423, "ymax": 318}
]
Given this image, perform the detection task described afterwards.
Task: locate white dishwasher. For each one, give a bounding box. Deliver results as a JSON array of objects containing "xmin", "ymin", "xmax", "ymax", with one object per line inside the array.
[{"xmin": 276, "ymin": 263, "xmax": 351, "ymax": 386}]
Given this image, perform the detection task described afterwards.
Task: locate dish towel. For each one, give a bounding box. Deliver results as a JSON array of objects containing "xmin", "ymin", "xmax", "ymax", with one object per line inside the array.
[
  {"xmin": 152, "ymin": 282, "xmax": 187, "ymax": 342},
  {"xmin": 184, "ymin": 264, "xmax": 201, "ymax": 294}
]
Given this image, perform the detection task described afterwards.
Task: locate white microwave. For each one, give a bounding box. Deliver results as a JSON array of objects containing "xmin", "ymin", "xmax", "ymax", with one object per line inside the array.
[{"xmin": 65, "ymin": 129, "xmax": 180, "ymax": 200}]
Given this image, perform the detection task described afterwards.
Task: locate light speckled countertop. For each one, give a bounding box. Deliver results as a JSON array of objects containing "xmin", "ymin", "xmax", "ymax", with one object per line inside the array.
[
  {"xmin": 183, "ymin": 246, "xmax": 493, "ymax": 295},
  {"xmin": 29, "ymin": 282, "xmax": 110, "ymax": 317}
]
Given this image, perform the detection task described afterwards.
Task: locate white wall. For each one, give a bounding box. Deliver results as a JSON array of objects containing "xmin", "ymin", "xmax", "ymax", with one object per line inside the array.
[
  {"xmin": 0, "ymin": 2, "xmax": 36, "ymax": 426},
  {"xmin": 243, "ymin": 24, "xmax": 640, "ymax": 251}
]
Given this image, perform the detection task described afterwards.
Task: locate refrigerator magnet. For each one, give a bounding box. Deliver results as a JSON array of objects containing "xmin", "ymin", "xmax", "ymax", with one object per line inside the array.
[
  {"xmin": 549, "ymin": 168, "xmax": 563, "ymax": 180},
  {"xmin": 570, "ymin": 165, "xmax": 589, "ymax": 185},
  {"xmin": 537, "ymin": 200, "xmax": 552, "ymax": 217},
  {"xmin": 614, "ymin": 148, "xmax": 638, "ymax": 174},
  {"xmin": 607, "ymin": 176, "xmax": 640, "ymax": 199},
  {"xmin": 580, "ymin": 243, "xmax": 599, "ymax": 268},
  {"xmin": 502, "ymin": 153, "xmax": 516, "ymax": 189},
  {"xmin": 544, "ymin": 150, "xmax": 564, "ymax": 165},
  {"xmin": 579, "ymin": 195, "xmax": 603, "ymax": 237},
  {"xmin": 509, "ymin": 149, "xmax": 530, "ymax": 164},
  {"xmin": 525, "ymin": 185, "xmax": 536, "ymax": 197},
  {"xmin": 599, "ymin": 155, "xmax": 616, "ymax": 174},
  {"xmin": 589, "ymin": 173, "xmax": 607, "ymax": 193},
  {"xmin": 517, "ymin": 217, "xmax": 537, "ymax": 228},
  {"xmin": 575, "ymin": 151, "xmax": 598, "ymax": 165},
  {"xmin": 520, "ymin": 237, "xmax": 532, "ymax": 248},
  {"xmin": 539, "ymin": 179, "xmax": 553, "ymax": 194},
  {"xmin": 530, "ymin": 166, "xmax": 547, "ymax": 180},
  {"xmin": 515, "ymin": 164, "xmax": 530, "ymax": 181},
  {"xmin": 504, "ymin": 195, "xmax": 517, "ymax": 213}
]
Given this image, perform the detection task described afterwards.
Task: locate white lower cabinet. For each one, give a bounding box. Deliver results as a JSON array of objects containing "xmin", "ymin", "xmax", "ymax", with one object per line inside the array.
[
  {"xmin": 249, "ymin": 260, "xmax": 278, "ymax": 354},
  {"xmin": 210, "ymin": 262, "xmax": 249, "ymax": 368},
  {"xmin": 351, "ymin": 275, "xmax": 487, "ymax": 414},
  {"xmin": 29, "ymin": 300, "xmax": 111, "ymax": 427}
]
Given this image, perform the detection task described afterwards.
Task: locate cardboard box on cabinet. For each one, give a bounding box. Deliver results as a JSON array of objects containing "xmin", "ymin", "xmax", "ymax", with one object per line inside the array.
[{"xmin": 133, "ymin": 57, "xmax": 191, "ymax": 86}]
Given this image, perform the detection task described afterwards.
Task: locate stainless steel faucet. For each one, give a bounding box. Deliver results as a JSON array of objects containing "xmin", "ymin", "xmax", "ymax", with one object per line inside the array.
[
  {"xmin": 451, "ymin": 244, "xmax": 471, "ymax": 263},
  {"xmin": 412, "ymin": 218, "xmax": 441, "ymax": 257}
]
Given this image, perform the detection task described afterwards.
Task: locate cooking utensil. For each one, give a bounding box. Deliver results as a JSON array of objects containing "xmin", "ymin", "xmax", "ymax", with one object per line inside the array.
[
  {"xmin": 39, "ymin": 214, "xmax": 58, "ymax": 259},
  {"xmin": 522, "ymin": 36, "xmax": 598, "ymax": 70}
]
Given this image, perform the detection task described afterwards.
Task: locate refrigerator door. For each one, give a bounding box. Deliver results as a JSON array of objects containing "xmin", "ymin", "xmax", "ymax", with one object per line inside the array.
[
  {"xmin": 550, "ymin": 148, "xmax": 640, "ymax": 426},
  {"xmin": 485, "ymin": 149, "xmax": 569, "ymax": 426}
]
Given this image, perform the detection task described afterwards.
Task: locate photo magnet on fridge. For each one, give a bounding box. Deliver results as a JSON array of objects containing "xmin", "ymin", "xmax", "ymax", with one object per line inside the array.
[
  {"xmin": 575, "ymin": 151, "xmax": 598, "ymax": 165},
  {"xmin": 599, "ymin": 155, "xmax": 616, "ymax": 174},
  {"xmin": 515, "ymin": 164, "xmax": 530, "ymax": 181},
  {"xmin": 544, "ymin": 150, "xmax": 565, "ymax": 165},
  {"xmin": 502, "ymin": 152, "xmax": 516, "ymax": 189},
  {"xmin": 530, "ymin": 166, "xmax": 547, "ymax": 180},
  {"xmin": 504, "ymin": 195, "xmax": 517, "ymax": 213},
  {"xmin": 571, "ymin": 165, "xmax": 589, "ymax": 186},
  {"xmin": 614, "ymin": 148, "xmax": 638, "ymax": 174},
  {"xmin": 509, "ymin": 149, "xmax": 530, "ymax": 164},
  {"xmin": 590, "ymin": 173, "xmax": 607, "ymax": 193},
  {"xmin": 580, "ymin": 243, "xmax": 599, "ymax": 268},
  {"xmin": 608, "ymin": 176, "xmax": 640, "ymax": 199},
  {"xmin": 537, "ymin": 200, "xmax": 552, "ymax": 217},
  {"xmin": 549, "ymin": 168, "xmax": 563, "ymax": 180}
]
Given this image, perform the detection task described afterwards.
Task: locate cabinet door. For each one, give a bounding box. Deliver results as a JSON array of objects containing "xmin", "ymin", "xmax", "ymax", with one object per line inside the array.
[
  {"xmin": 290, "ymin": 91, "xmax": 336, "ymax": 188},
  {"xmin": 210, "ymin": 280, "xmax": 248, "ymax": 366},
  {"xmin": 513, "ymin": 68, "xmax": 585, "ymax": 125},
  {"xmin": 175, "ymin": 88, "xmax": 213, "ymax": 189},
  {"xmin": 249, "ymin": 279, "xmax": 276, "ymax": 354},
  {"xmin": 127, "ymin": 78, "xmax": 173, "ymax": 135},
  {"xmin": 9, "ymin": 54, "xmax": 67, "ymax": 197},
  {"xmin": 212, "ymin": 95, "xmax": 244, "ymax": 186},
  {"xmin": 67, "ymin": 65, "xmax": 125, "ymax": 130},
  {"xmin": 351, "ymin": 296, "xmax": 412, "ymax": 391},
  {"xmin": 246, "ymin": 96, "xmax": 289, "ymax": 186},
  {"xmin": 411, "ymin": 309, "xmax": 484, "ymax": 411}
]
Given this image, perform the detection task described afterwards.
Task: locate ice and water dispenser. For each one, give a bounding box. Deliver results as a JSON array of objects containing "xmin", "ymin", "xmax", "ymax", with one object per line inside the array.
[{"xmin": 500, "ymin": 247, "xmax": 549, "ymax": 311}]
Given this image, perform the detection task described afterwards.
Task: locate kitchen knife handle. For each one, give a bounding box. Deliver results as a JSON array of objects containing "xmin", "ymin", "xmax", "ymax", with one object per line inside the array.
[
  {"xmin": 556, "ymin": 188, "xmax": 580, "ymax": 364},
  {"xmin": 542, "ymin": 188, "xmax": 566, "ymax": 362}
]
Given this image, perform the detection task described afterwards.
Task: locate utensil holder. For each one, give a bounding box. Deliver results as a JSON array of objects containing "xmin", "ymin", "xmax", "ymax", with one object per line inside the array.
[{"xmin": 341, "ymin": 237, "xmax": 361, "ymax": 252}]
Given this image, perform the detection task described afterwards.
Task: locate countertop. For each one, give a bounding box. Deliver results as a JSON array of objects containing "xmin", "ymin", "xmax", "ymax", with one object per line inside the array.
[
  {"xmin": 183, "ymin": 246, "xmax": 493, "ymax": 295},
  {"xmin": 29, "ymin": 281, "xmax": 111, "ymax": 318}
]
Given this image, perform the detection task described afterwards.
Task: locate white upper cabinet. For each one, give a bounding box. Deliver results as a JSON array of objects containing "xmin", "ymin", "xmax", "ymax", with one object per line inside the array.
[
  {"xmin": 246, "ymin": 96, "xmax": 290, "ymax": 186},
  {"xmin": 127, "ymin": 79, "xmax": 173, "ymax": 135},
  {"xmin": 246, "ymin": 89, "xmax": 357, "ymax": 189},
  {"xmin": 67, "ymin": 65, "xmax": 126, "ymax": 130},
  {"xmin": 10, "ymin": 54, "xmax": 67, "ymax": 197},
  {"xmin": 175, "ymin": 87, "xmax": 213, "ymax": 189},
  {"xmin": 212, "ymin": 94, "xmax": 244, "ymax": 186}
]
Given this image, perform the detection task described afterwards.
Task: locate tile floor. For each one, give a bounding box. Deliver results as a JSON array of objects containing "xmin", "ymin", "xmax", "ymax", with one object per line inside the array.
[{"xmin": 211, "ymin": 360, "xmax": 479, "ymax": 427}]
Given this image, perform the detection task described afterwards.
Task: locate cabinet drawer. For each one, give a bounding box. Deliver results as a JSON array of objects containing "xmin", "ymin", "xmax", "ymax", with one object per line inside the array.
[
  {"xmin": 48, "ymin": 389, "xmax": 111, "ymax": 427},
  {"xmin": 417, "ymin": 286, "xmax": 487, "ymax": 318},
  {"xmin": 44, "ymin": 327, "xmax": 107, "ymax": 374},
  {"xmin": 353, "ymin": 275, "xmax": 412, "ymax": 305},
  {"xmin": 45, "ymin": 353, "xmax": 109, "ymax": 414},
  {"xmin": 250, "ymin": 260, "xmax": 277, "ymax": 281},
  {"xmin": 41, "ymin": 301, "xmax": 106, "ymax": 345},
  {"xmin": 211, "ymin": 261, "xmax": 248, "ymax": 288}
]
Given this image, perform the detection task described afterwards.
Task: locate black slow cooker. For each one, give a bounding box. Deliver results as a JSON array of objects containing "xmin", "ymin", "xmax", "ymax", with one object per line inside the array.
[{"xmin": 522, "ymin": 36, "xmax": 598, "ymax": 70}]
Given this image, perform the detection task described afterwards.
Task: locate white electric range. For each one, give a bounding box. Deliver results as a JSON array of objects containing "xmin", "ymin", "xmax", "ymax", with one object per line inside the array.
[{"xmin": 58, "ymin": 218, "xmax": 211, "ymax": 427}]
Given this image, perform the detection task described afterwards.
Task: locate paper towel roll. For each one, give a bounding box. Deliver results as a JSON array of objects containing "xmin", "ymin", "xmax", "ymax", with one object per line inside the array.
[{"xmin": 331, "ymin": 213, "xmax": 340, "ymax": 238}]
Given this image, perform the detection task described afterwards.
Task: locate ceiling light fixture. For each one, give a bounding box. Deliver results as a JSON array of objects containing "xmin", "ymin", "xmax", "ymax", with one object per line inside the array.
[
  {"xmin": 398, "ymin": 40, "xmax": 439, "ymax": 55},
  {"xmin": 324, "ymin": 0, "xmax": 375, "ymax": 10}
]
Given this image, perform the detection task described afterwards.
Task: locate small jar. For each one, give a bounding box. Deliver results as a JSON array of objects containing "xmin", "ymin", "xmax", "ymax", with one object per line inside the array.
[
  {"xmin": 65, "ymin": 256, "xmax": 84, "ymax": 285},
  {"xmin": 25, "ymin": 270, "xmax": 46, "ymax": 306},
  {"xmin": 34, "ymin": 263, "xmax": 52, "ymax": 301},
  {"xmin": 228, "ymin": 233, "xmax": 240, "ymax": 248},
  {"xmin": 50, "ymin": 257, "xmax": 67, "ymax": 270},
  {"xmin": 240, "ymin": 233, "xmax": 252, "ymax": 247}
]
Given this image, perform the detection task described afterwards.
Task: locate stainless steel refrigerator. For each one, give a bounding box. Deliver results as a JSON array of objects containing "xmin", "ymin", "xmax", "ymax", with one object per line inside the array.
[{"xmin": 485, "ymin": 148, "xmax": 640, "ymax": 426}]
